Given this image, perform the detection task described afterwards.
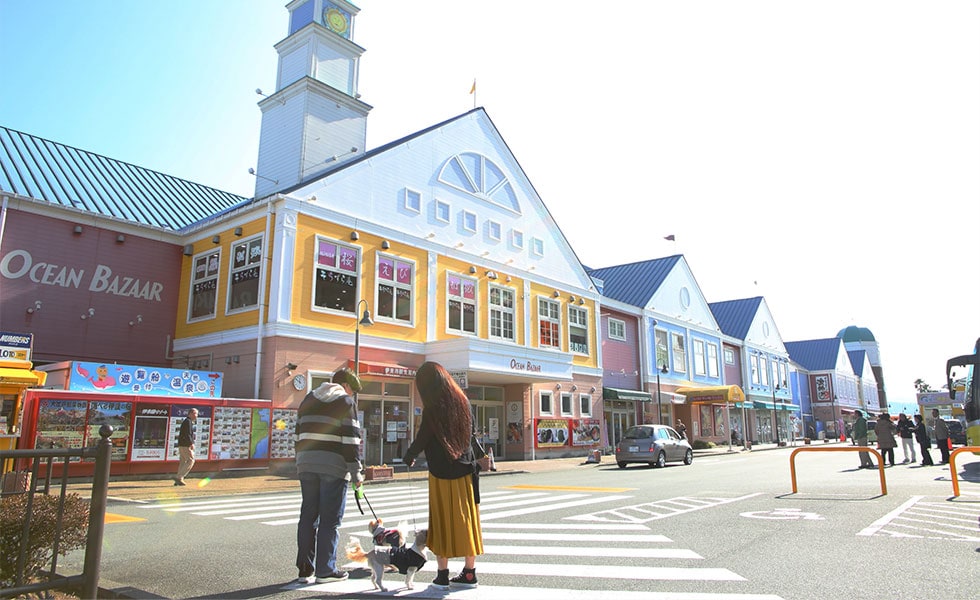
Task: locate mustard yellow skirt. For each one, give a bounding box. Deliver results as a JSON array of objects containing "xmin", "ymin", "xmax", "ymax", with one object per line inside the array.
[{"xmin": 427, "ymin": 473, "xmax": 483, "ymax": 558}]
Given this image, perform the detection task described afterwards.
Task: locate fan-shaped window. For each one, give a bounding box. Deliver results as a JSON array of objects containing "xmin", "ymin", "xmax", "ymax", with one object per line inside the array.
[{"xmin": 438, "ymin": 152, "xmax": 521, "ymax": 214}]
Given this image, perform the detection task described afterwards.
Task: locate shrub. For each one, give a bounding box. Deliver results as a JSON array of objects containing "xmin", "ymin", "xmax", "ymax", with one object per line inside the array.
[
  {"xmin": 0, "ymin": 492, "xmax": 90, "ymax": 588},
  {"xmin": 691, "ymin": 440, "xmax": 716, "ymax": 450}
]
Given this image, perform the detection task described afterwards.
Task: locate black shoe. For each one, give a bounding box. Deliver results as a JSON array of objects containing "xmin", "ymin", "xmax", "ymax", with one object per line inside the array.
[
  {"xmin": 315, "ymin": 571, "xmax": 348, "ymax": 583},
  {"xmin": 432, "ymin": 569, "xmax": 450, "ymax": 588},
  {"xmin": 450, "ymin": 568, "xmax": 478, "ymax": 587}
]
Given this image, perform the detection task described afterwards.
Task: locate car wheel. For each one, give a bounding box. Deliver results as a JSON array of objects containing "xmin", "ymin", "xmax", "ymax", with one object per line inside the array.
[
  {"xmin": 683, "ymin": 449, "xmax": 693, "ymax": 465},
  {"xmin": 655, "ymin": 451, "xmax": 666, "ymax": 468},
  {"xmin": 617, "ymin": 461, "xmax": 627, "ymax": 469}
]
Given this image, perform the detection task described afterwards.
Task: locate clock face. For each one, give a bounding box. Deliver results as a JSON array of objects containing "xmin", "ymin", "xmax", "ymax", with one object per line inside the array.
[
  {"xmin": 292, "ymin": 374, "xmax": 307, "ymax": 391},
  {"xmin": 323, "ymin": 4, "xmax": 350, "ymax": 37}
]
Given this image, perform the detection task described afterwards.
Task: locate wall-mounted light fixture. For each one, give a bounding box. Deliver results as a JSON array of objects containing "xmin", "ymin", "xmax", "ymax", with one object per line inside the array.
[
  {"xmin": 590, "ymin": 386, "xmax": 597, "ymax": 393},
  {"xmin": 183, "ymin": 244, "xmax": 194, "ymax": 256},
  {"xmin": 128, "ymin": 314, "xmax": 143, "ymax": 327},
  {"xmin": 555, "ymin": 383, "xmax": 562, "ymax": 391},
  {"xmin": 286, "ymin": 362, "xmax": 298, "ymax": 373},
  {"xmin": 115, "ymin": 234, "xmax": 125, "ymax": 243},
  {"xmin": 26, "ymin": 300, "xmax": 42, "ymax": 314},
  {"xmin": 212, "ymin": 235, "xmax": 221, "ymax": 245},
  {"xmin": 234, "ymin": 227, "xmax": 243, "ymax": 236},
  {"xmin": 80, "ymin": 308, "xmax": 95, "ymax": 320},
  {"xmin": 469, "ymin": 266, "xmax": 477, "ymax": 274},
  {"xmin": 73, "ymin": 225, "xmax": 83, "ymax": 235},
  {"xmin": 571, "ymin": 385, "xmax": 578, "ymax": 392},
  {"xmin": 486, "ymin": 271, "xmax": 498, "ymax": 280},
  {"xmin": 426, "ymin": 233, "xmax": 436, "ymax": 239},
  {"xmin": 248, "ymin": 167, "xmax": 279, "ymax": 185},
  {"xmin": 505, "ymin": 276, "xmax": 512, "ymax": 283},
  {"xmin": 455, "ymin": 242, "xmax": 464, "ymax": 248},
  {"xmin": 578, "ymin": 298, "xmax": 585, "ymax": 305},
  {"xmin": 553, "ymin": 290, "xmax": 560, "ymax": 298},
  {"xmin": 324, "ymin": 147, "xmax": 359, "ymax": 163},
  {"xmin": 569, "ymin": 295, "xmax": 576, "ymax": 303},
  {"xmin": 381, "ymin": 240, "xmax": 390, "ymax": 250},
  {"xmin": 255, "ymin": 88, "xmax": 285, "ymax": 105},
  {"xmin": 350, "ymin": 231, "xmax": 359, "ymax": 241}
]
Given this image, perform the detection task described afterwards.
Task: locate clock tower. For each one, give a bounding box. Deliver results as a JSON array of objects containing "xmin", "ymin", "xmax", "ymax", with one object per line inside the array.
[{"xmin": 253, "ymin": 0, "xmax": 371, "ymax": 198}]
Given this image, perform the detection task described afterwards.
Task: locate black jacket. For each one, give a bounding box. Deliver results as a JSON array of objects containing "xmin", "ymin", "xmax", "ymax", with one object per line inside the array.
[
  {"xmin": 177, "ymin": 417, "xmax": 196, "ymax": 447},
  {"xmin": 403, "ymin": 415, "xmax": 475, "ymax": 480}
]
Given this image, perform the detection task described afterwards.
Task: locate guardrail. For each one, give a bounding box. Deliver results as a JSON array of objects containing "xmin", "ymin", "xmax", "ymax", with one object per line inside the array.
[
  {"xmin": 789, "ymin": 446, "xmax": 887, "ymax": 496},
  {"xmin": 948, "ymin": 446, "xmax": 980, "ymax": 497},
  {"xmin": 0, "ymin": 425, "xmax": 112, "ymax": 599}
]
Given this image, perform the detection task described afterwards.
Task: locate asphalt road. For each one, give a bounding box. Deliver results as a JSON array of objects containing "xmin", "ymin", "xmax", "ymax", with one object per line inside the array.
[{"xmin": 63, "ymin": 447, "xmax": 980, "ymax": 600}]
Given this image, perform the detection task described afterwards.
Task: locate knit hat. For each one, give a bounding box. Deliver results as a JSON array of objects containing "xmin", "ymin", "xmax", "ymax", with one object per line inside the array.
[{"xmin": 333, "ymin": 367, "xmax": 362, "ymax": 393}]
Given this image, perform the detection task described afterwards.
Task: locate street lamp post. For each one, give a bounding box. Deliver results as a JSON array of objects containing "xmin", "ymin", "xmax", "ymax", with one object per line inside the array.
[
  {"xmin": 772, "ymin": 384, "xmax": 781, "ymax": 446},
  {"xmin": 353, "ymin": 299, "xmax": 374, "ymax": 381},
  {"xmin": 656, "ymin": 362, "xmax": 668, "ymax": 424}
]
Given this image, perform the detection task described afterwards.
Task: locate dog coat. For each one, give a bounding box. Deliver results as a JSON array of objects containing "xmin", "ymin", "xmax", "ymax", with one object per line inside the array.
[
  {"xmin": 372, "ymin": 525, "xmax": 403, "ymax": 547},
  {"xmin": 388, "ymin": 546, "xmax": 426, "ymax": 574}
]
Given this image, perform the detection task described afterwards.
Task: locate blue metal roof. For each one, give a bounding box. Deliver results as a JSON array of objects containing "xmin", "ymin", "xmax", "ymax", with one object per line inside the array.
[
  {"xmin": 587, "ymin": 255, "xmax": 681, "ymax": 307},
  {"xmin": 847, "ymin": 349, "xmax": 867, "ymax": 376},
  {"xmin": 785, "ymin": 338, "xmax": 842, "ymax": 371},
  {"xmin": 708, "ymin": 297, "xmax": 762, "ymax": 340},
  {"xmin": 0, "ymin": 126, "xmax": 249, "ymax": 231}
]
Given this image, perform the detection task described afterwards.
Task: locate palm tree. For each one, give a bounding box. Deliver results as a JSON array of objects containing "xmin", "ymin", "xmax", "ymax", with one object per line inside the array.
[{"xmin": 913, "ymin": 378, "xmax": 934, "ymax": 393}]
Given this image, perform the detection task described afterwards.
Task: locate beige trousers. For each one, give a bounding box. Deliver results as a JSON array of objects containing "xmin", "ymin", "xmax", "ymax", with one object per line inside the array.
[{"xmin": 176, "ymin": 446, "xmax": 196, "ymax": 482}]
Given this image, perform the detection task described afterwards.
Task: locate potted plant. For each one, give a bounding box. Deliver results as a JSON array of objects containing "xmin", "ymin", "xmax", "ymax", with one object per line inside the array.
[{"xmin": 363, "ymin": 464, "xmax": 394, "ymax": 480}]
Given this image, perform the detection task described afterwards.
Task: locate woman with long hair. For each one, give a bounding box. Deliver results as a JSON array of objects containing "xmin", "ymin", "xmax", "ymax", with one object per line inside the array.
[{"xmin": 403, "ymin": 361, "xmax": 483, "ymax": 588}]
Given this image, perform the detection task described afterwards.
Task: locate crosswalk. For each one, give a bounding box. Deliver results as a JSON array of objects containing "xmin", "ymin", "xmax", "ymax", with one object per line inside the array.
[
  {"xmin": 138, "ymin": 485, "xmax": 783, "ymax": 599},
  {"xmin": 858, "ymin": 493, "xmax": 980, "ymax": 540}
]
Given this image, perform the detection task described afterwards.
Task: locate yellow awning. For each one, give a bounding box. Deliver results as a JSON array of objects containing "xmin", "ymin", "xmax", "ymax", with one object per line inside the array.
[
  {"xmin": 675, "ymin": 385, "xmax": 745, "ymax": 404},
  {"xmin": 0, "ymin": 359, "xmax": 47, "ymax": 387}
]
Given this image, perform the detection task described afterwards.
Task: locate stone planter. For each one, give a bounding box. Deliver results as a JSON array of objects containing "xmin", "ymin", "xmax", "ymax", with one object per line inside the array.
[{"xmin": 364, "ymin": 466, "xmax": 393, "ymax": 481}]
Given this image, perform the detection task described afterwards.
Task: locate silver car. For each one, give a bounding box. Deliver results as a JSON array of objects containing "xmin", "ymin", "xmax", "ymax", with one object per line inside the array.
[{"xmin": 615, "ymin": 424, "xmax": 693, "ymax": 468}]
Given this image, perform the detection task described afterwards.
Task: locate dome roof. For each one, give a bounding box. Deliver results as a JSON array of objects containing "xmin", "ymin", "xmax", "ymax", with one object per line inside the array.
[{"xmin": 837, "ymin": 325, "xmax": 876, "ymax": 343}]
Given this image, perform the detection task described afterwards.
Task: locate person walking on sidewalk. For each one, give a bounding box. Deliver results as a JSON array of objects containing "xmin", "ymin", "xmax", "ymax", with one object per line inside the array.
[
  {"xmin": 174, "ymin": 408, "xmax": 198, "ymax": 486},
  {"xmin": 914, "ymin": 414, "xmax": 933, "ymax": 466},
  {"xmin": 874, "ymin": 412, "xmax": 897, "ymax": 466},
  {"xmin": 295, "ymin": 368, "xmax": 364, "ymax": 584},
  {"xmin": 852, "ymin": 411, "xmax": 874, "ymax": 469},
  {"xmin": 404, "ymin": 361, "xmax": 483, "ymax": 589},
  {"xmin": 675, "ymin": 420, "xmax": 687, "ymax": 440},
  {"xmin": 932, "ymin": 409, "xmax": 950, "ymax": 464},
  {"xmin": 896, "ymin": 413, "xmax": 916, "ymax": 464}
]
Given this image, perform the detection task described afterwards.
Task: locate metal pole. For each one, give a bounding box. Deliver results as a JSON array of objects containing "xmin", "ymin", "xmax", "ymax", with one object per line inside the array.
[
  {"xmin": 81, "ymin": 425, "xmax": 113, "ymax": 600},
  {"xmin": 773, "ymin": 386, "xmax": 780, "ymax": 446},
  {"xmin": 656, "ymin": 369, "xmax": 662, "ymax": 425}
]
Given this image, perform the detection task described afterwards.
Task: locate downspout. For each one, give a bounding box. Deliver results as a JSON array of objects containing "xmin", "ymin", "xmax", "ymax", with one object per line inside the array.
[{"xmin": 253, "ymin": 196, "xmax": 276, "ymax": 399}]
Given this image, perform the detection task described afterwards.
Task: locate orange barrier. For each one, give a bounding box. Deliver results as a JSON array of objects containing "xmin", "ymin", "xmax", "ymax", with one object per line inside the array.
[
  {"xmin": 948, "ymin": 446, "xmax": 980, "ymax": 497},
  {"xmin": 789, "ymin": 446, "xmax": 886, "ymax": 496}
]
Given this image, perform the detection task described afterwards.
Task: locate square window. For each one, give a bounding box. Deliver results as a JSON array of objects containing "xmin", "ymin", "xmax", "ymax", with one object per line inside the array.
[
  {"xmin": 608, "ymin": 318, "xmax": 626, "ymax": 341},
  {"xmin": 531, "ymin": 237, "xmax": 544, "ymax": 256},
  {"xmin": 189, "ymin": 249, "xmax": 220, "ymax": 322},
  {"xmin": 447, "ymin": 272, "xmax": 478, "ymax": 335},
  {"xmin": 435, "ymin": 200, "xmax": 450, "ymax": 223},
  {"xmin": 488, "ymin": 220, "xmax": 501, "ymax": 241},
  {"xmin": 376, "ymin": 254, "xmax": 415, "ymax": 324},
  {"xmin": 539, "ymin": 390, "xmax": 553, "ymax": 415},
  {"xmin": 462, "ymin": 210, "xmax": 477, "ymax": 233},
  {"xmin": 404, "ymin": 189, "xmax": 422, "ymax": 213},
  {"xmin": 313, "ymin": 237, "xmax": 360, "ymax": 314},
  {"xmin": 512, "ymin": 229, "xmax": 524, "ymax": 249},
  {"xmin": 568, "ymin": 305, "xmax": 589, "ymax": 355},
  {"xmin": 579, "ymin": 394, "xmax": 592, "ymax": 417},
  {"xmin": 227, "ymin": 236, "xmax": 263, "ymax": 315},
  {"xmin": 560, "ymin": 392, "xmax": 573, "ymax": 416}
]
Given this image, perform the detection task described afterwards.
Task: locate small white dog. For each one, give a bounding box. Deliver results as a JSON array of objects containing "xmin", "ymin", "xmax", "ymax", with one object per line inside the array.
[{"xmin": 346, "ymin": 528, "xmax": 429, "ymax": 591}]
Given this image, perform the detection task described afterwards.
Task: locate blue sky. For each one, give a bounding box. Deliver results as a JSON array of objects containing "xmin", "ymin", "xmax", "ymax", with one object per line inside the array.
[{"xmin": 2, "ymin": 1, "xmax": 979, "ymax": 407}]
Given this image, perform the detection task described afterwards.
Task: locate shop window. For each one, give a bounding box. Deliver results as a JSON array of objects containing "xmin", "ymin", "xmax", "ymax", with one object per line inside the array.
[
  {"xmin": 447, "ymin": 273, "xmax": 477, "ymax": 335},
  {"xmin": 376, "ymin": 254, "xmax": 414, "ymax": 324},
  {"xmin": 700, "ymin": 405, "xmax": 714, "ymax": 436},
  {"xmin": 560, "ymin": 392, "xmax": 573, "ymax": 416},
  {"xmin": 227, "ymin": 235, "xmax": 262, "ymax": 314},
  {"xmin": 313, "ymin": 237, "xmax": 360, "ymax": 314},
  {"xmin": 750, "ymin": 355, "xmax": 760, "ymax": 384},
  {"xmin": 489, "ymin": 284, "xmax": 515, "ymax": 341},
  {"xmin": 538, "ymin": 298, "xmax": 560, "ymax": 349},
  {"xmin": 189, "ymin": 249, "xmax": 220, "ymax": 321},
  {"xmin": 568, "ymin": 305, "xmax": 589, "ymax": 354},
  {"xmin": 539, "ymin": 390, "xmax": 553, "ymax": 415}
]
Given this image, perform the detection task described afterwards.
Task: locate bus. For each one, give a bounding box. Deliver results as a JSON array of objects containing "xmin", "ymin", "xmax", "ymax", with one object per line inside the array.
[{"xmin": 945, "ymin": 338, "xmax": 980, "ymax": 447}]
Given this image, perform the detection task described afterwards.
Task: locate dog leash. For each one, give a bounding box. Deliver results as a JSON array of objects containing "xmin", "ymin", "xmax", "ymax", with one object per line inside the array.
[{"xmin": 354, "ymin": 485, "xmax": 379, "ymax": 521}]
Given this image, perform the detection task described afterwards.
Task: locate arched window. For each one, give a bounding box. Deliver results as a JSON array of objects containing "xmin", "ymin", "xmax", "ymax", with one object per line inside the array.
[{"xmin": 438, "ymin": 152, "xmax": 520, "ymax": 214}]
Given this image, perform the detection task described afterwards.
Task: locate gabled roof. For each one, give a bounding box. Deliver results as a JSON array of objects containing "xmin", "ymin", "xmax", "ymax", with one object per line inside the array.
[
  {"xmin": 709, "ymin": 297, "xmax": 763, "ymax": 340},
  {"xmin": 847, "ymin": 349, "xmax": 867, "ymax": 376},
  {"xmin": 0, "ymin": 126, "xmax": 249, "ymax": 231},
  {"xmin": 586, "ymin": 255, "xmax": 682, "ymax": 307},
  {"xmin": 785, "ymin": 338, "xmax": 842, "ymax": 371}
]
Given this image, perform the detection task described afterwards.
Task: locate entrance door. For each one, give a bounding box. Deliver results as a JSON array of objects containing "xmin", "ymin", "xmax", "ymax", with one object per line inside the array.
[
  {"xmin": 471, "ymin": 403, "xmax": 502, "ymax": 459},
  {"xmin": 604, "ymin": 402, "xmax": 635, "ymax": 448},
  {"xmin": 357, "ymin": 380, "xmax": 412, "ymax": 467}
]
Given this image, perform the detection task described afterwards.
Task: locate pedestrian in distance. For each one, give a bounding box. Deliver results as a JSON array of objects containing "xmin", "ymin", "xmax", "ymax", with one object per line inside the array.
[
  {"xmin": 874, "ymin": 412, "xmax": 897, "ymax": 466},
  {"xmin": 675, "ymin": 419, "xmax": 687, "ymax": 439},
  {"xmin": 403, "ymin": 361, "xmax": 483, "ymax": 589},
  {"xmin": 174, "ymin": 408, "xmax": 198, "ymax": 486},
  {"xmin": 851, "ymin": 410, "xmax": 874, "ymax": 469},
  {"xmin": 295, "ymin": 367, "xmax": 364, "ymax": 584},
  {"xmin": 931, "ymin": 409, "xmax": 950, "ymax": 464},
  {"xmin": 896, "ymin": 413, "xmax": 916, "ymax": 464},
  {"xmin": 913, "ymin": 414, "xmax": 933, "ymax": 466}
]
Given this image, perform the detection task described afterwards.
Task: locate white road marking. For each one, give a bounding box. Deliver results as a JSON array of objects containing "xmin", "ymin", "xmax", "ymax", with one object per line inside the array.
[
  {"xmin": 857, "ymin": 496, "xmax": 925, "ymax": 537},
  {"xmin": 482, "ymin": 544, "xmax": 701, "ymax": 559}
]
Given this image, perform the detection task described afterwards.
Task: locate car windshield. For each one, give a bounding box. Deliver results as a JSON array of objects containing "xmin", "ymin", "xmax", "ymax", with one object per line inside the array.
[
  {"xmin": 947, "ymin": 421, "xmax": 963, "ymax": 432},
  {"xmin": 624, "ymin": 426, "xmax": 653, "ymax": 439}
]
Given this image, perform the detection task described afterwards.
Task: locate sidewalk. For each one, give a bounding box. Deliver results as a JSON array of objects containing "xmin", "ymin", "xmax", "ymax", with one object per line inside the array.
[{"xmin": 64, "ymin": 440, "xmax": 806, "ymax": 502}]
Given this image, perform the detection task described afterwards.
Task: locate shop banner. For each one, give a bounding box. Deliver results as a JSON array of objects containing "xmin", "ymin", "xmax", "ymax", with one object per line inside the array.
[
  {"xmin": 69, "ymin": 361, "xmax": 222, "ymax": 398},
  {"xmin": 535, "ymin": 418, "xmax": 569, "ymax": 448},
  {"xmin": 570, "ymin": 418, "xmax": 601, "ymax": 446}
]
